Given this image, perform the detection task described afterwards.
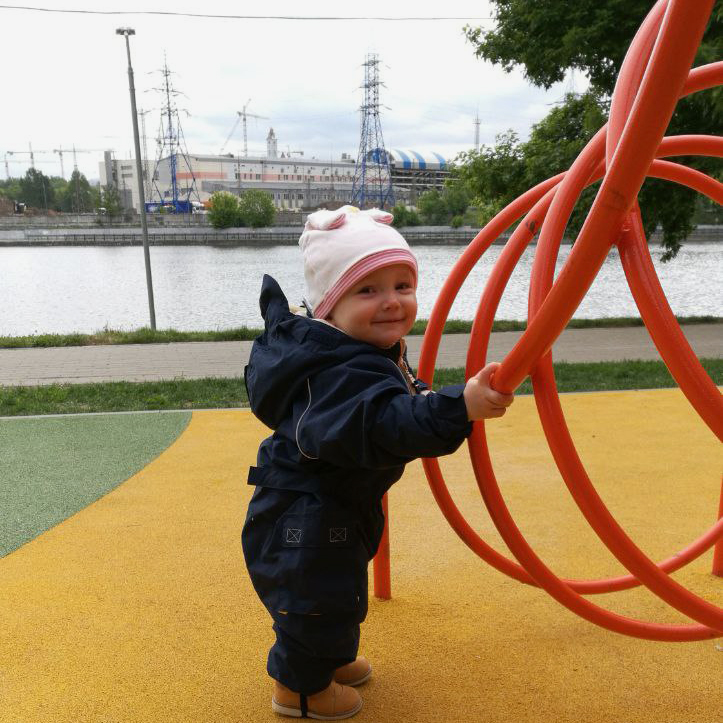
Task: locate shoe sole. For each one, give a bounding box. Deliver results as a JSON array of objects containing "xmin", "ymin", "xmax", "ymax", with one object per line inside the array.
[{"xmin": 272, "ymin": 697, "xmax": 363, "ymax": 720}]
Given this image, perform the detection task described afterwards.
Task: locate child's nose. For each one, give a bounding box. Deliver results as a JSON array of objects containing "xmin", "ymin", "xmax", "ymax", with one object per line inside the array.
[{"xmin": 382, "ymin": 291, "xmax": 401, "ymax": 309}]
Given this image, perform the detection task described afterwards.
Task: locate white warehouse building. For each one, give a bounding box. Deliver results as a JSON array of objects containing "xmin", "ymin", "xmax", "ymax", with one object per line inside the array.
[{"xmin": 99, "ymin": 129, "xmax": 450, "ymax": 213}]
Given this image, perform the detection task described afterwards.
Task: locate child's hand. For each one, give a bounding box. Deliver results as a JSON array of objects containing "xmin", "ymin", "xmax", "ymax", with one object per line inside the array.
[{"xmin": 463, "ymin": 362, "xmax": 514, "ymax": 421}]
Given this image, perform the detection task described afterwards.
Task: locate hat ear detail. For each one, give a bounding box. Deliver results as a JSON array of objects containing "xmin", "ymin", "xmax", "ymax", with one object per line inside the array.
[
  {"xmin": 304, "ymin": 208, "xmax": 347, "ymax": 231},
  {"xmin": 364, "ymin": 208, "xmax": 394, "ymax": 225}
]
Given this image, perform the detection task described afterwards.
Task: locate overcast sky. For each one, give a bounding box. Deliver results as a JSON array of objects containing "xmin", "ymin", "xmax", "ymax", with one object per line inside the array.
[{"xmin": 1, "ymin": 1, "xmax": 581, "ymax": 182}]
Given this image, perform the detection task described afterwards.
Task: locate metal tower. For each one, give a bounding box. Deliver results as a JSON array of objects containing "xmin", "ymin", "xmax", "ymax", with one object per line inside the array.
[
  {"xmin": 351, "ymin": 54, "xmax": 394, "ymax": 209},
  {"xmin": 147, "ymin": 57, "xmax": 200, "ymax": 213}
]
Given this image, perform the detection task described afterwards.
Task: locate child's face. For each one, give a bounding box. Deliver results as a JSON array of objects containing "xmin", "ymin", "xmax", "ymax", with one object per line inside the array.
[{"xmin": 327, "ymin": 263, "xmax": 417, "ymax": 348}]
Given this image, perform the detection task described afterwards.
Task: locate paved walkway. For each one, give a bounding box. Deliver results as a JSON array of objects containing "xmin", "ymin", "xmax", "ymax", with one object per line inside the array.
[{"xmin": 0, "ymin": 324, "xmax": 720, "ymax": 386}]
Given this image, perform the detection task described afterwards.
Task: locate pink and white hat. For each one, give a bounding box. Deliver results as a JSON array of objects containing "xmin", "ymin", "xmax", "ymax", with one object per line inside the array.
[{"xmin": 299, "ymin": 205, "xmax": 418, "ymax": 318}]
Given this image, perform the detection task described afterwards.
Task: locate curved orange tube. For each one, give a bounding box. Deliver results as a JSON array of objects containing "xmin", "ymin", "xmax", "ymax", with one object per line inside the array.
[{"xmin": 416, "ymin": 0, "xmax": 722, "ymax": 640}]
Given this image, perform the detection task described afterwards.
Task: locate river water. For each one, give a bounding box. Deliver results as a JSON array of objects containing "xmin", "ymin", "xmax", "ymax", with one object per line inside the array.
[{"xmin": 1, "ymin": 243, "xmax": 721, "ymax": 336}]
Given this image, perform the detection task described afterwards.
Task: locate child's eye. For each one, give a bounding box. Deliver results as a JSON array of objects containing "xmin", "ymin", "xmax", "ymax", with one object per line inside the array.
[
  {"xmin": 397, "ymin": 282, "xmax": 412, "ymax": 290},
  {"xmin": 357, "ymin": 286, "xmax": 373, "ymax": 294}
]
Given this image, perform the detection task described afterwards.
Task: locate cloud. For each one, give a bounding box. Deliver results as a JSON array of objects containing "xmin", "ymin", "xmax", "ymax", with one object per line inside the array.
[{"xmin": 1, "ymin": 0, "xmax": 569, "ymax": 181}]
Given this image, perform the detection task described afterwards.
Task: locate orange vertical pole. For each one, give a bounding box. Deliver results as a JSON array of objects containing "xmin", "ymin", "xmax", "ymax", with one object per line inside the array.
[
  {"xmin": 712, "ymin": 478, "xmax": 723, "ymax": 577},
  {"xmin": 373, "ymin": 493, "xmax": 392, "ymax": 599}
]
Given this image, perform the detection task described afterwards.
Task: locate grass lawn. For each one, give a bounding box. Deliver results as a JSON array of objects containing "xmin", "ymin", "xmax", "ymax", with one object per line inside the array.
[
  {"xmin": 0, "ymin": 315, "xmax": 719, "ymax": 348},
  {"xmin": 1, "ymin": 358, "xmax": 721, "ymax": 417}
]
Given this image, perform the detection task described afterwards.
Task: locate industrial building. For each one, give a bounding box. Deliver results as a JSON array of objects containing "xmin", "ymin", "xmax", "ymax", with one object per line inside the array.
[{"xmin": 99, "ymin": 129, "xmax": 450, "ymax": 214}]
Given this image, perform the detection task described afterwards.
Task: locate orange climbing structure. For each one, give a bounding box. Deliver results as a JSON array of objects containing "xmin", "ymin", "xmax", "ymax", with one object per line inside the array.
[{"xmin": 374, "ymin": 0, "xmax": 722, "ymax": 641}]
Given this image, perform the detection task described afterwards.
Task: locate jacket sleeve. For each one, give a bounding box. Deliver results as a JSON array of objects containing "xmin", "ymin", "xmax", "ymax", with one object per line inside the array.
[{"xmin": 294, "ymin": 354, "xmax": 472, "ymax": 469}]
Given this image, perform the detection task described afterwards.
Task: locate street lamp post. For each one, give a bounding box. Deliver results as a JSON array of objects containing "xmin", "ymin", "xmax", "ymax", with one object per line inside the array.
[{"xmin": 116, "ymin": 27, "xmax": 156, "ymax": 330}]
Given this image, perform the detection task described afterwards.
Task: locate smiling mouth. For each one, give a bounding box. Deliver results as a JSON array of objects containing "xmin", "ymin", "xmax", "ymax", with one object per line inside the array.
[{"xmin": 373, "ymin": 318, "xmax": 405, "ymax": 324}]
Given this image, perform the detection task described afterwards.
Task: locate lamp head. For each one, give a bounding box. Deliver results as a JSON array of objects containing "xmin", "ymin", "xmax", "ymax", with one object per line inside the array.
[{"xmin": 116, "ymin": 27, "xmax": 136, "ymax": 36}]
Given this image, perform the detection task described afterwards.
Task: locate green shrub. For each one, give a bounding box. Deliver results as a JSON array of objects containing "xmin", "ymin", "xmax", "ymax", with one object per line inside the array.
[
  {"xmin": 391, "ymin": 203, "xmax": 409, "ymax": 227},
  {"xmin": 391, "ymin": 203, "xmax": 423, "ymax": 228},
  {"xmin": 238, "ymin": 189, "xmax": 276, "ymax": 228},
  {"xmin": 208, "ymin": 191, "xmax": 241, "ymax": 229}
]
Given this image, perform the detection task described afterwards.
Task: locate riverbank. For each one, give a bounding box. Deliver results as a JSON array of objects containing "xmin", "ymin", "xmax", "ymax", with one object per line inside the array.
[
  {"xmin": 1, "ymin": 224, "xmax": 721, "ymax": 246},
  {"xmin": 0, "ymin": 225, "xmax": 486, "ymax": 246}
]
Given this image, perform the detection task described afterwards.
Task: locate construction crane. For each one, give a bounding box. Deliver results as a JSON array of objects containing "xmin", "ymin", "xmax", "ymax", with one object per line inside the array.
[
  {"xmin": 53, "ymin": 147, "xmax": 66, "ymax": 178},
  {"xmin": 52, "ymin": 146, "xmax": 109, "ymax": 179},
  {"xmin": 6, "ymin": 145, "xmax": 53, "ymax": 169},
  {"xmin": 5, "ymin": 146, "xmax": 107, "ymax": 179},
  {"xmin": 219, "ymin": 99, "xmax": 269, "ymax": 157},
  {"xmin": 68, "ymin": 146, "xmax": 108, "ymax": 172},
  {"xmin": 4, "ymin": 147, "xmax": 55, "ymax": 178}
]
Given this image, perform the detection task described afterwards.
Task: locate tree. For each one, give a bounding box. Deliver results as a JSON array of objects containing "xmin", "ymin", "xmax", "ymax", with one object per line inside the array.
[
  {"xmin": 59, "ymin": 170, "xmax": 94, "ymax": 213},
  {"xmin": 238, "ymin": 189, "xmax": 276, "ymax": 228},
  {"xmin": 416, "ymin": 185, "xmax": 472, "ymax": 225},
  {"xmin": 521, "ymin": 91, "xmax": 607, "ymax": 236},
  {"xmin": 451, "ymin": 94, "xmax": 608, "ymax": 233},
  {"xmin": 464, "ymin": 1, "xmax": 722, "ymax": 259},
  {"xmin": 452, "ymin": 130, "xmax": 525, "ymax": 209},
  {"xmin": 444, "ymin": 184, "xmax": 472, "ymax": 218},
  {"xmin": 465, "ymin": 1, "xmax": 721, "ymax": 95},
  {"xmin": 18, "ymin": 168, "xmax": 55, "ymax": 210},
  {"xmin": 0, "ymin": 178, "xmax": 22, "ymax": 202},
  {"xmin": 208, "ymin": 191, "xmax": 241, "ymax": 229},
  {"xmin": 97, "ymin": 184, "xmax": 122, "ymax": 218},
  {"xmin": 417, "ymin": 189, "xmax": 449, "ymax": 225}
]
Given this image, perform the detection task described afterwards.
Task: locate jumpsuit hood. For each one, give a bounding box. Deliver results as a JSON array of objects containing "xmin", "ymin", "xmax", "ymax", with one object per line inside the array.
[{"xmin": 245, "ymin": 274, "xmax": 402, "ymax": 431}]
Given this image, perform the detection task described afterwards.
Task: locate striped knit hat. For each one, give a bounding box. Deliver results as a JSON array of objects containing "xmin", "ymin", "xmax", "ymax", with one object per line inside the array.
[{"xmin": 299, "ymin": 205, "xmax": 418, "ymax": 319}]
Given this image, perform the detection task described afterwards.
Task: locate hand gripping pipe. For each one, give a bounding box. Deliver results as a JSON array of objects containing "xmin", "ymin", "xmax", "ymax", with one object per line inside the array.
[{"xmin": 373, "ymin": 0, "xmax": 722, "ymax": 640}]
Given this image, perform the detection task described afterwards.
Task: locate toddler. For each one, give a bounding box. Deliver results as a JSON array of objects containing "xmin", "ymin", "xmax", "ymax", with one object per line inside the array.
[{"xmin": 242, "ymin": 206, "xmax": 513, "ymax": 719}]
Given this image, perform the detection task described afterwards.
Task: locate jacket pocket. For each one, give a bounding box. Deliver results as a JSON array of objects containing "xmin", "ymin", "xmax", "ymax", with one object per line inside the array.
[{"xmin": 272, "ymin": 512, "xmax": 368, "ymax": 615}]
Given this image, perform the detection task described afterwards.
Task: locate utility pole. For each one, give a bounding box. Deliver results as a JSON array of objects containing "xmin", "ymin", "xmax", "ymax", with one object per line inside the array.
[
  {"xmin": 116, "ymin": 26, "xmax": 157, "ymax": 330},
  {"xmin": 474, "ymin": 112, "xmax": 481, "ymax": 152},
  {"xmin": 139, "ymin": 108, "xmax": 152, "ymax": 198}
]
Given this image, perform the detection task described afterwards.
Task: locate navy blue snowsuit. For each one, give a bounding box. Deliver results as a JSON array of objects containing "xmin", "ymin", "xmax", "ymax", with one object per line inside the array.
[{"xmin": 242, "ymin": 275, "xmax": 472, "ymax": 694}]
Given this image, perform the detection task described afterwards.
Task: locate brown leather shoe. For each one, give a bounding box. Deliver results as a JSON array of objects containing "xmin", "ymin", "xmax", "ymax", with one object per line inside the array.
[
  {"xmin": 272, "ymin": 680, "xmax": 362, "ymax": 720},
  {"xmin": 333, "ymin": 656, "xmax": 372, "ymax": 686}
]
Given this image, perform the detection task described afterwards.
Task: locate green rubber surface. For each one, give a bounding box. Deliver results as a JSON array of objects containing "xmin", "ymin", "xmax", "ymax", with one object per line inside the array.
[{"xmin": 0, "ymin": 411, "xmax": 191, "ymax": 558}]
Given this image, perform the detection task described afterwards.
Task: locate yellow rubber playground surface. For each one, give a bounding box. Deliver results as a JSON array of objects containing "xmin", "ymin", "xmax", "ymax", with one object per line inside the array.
[{"xmin": 1, "ymin": 389, "xmax": 721, "ymax": 723}]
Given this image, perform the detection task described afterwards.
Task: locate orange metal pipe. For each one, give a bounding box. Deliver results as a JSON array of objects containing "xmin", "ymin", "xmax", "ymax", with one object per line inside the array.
[
  {"xmin": 617, "ymin": 206, "xmax": 723, "ymax": 441},
  {"xmin": 420, "ymin": 149, "xmax": 722, "ymax": 596},
  {"xmin": 518, "ymin": 0, "xmax": 722, "ymax": 634},
  {"xmin": 372, "ymin": 493, "xmax": 391, "ymax": 599},
  {"xmin": 418, "ymin": 0, "xmax": 722, "ymax": 641},
  {"xmin": 463, "ymin": 158, "xmax": 723, "ymax": 595},
  {"xmin": 713, "ymin": 479, "xmax": 723, "ymax": 578},
  {"xmin": 419, "ymin": 155, "xmax": 722, "ymax": 599}
]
